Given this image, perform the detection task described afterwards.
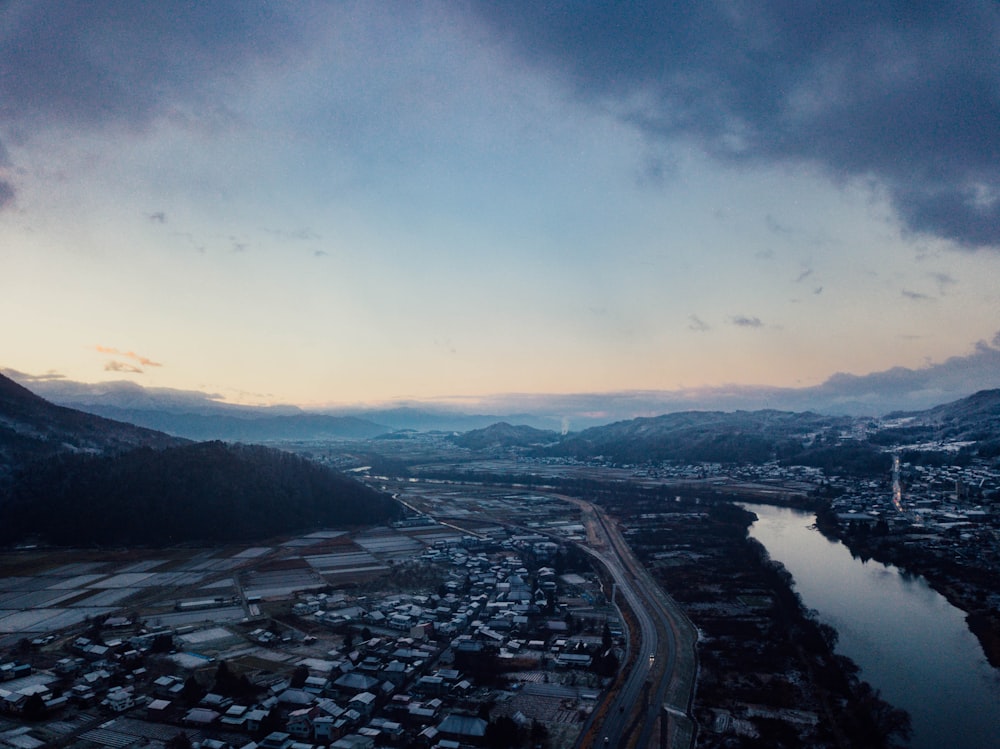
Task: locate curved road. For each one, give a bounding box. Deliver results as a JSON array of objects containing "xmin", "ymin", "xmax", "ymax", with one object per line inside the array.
[
  {"xmin": 387, "ymin": 479, "xmax": 697, "ymax": 748},
  {"xmin": 559, "ymin": 495, "xmax": 698, "ymax": 749}
]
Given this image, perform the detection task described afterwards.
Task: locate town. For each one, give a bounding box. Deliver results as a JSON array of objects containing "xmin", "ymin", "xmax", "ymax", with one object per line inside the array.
[{"xmin": 1, "ymin": 438, "xmax": 998, "ymax": 749}]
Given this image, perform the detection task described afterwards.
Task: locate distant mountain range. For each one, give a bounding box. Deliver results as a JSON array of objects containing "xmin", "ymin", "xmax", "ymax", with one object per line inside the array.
[
  {"xmin": 448, "ymin": 390, "xmax": 1000, "ymax": 476},
  {"xmin": 3, "ymin": 374, "xmax": 547, "ymax": 437},
  {"xmin": 8, "ymin": 336, "xmax": 1000, "ymax": 436}
]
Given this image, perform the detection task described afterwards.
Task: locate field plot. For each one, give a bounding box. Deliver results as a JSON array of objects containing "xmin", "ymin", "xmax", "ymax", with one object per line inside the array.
[
  {"xmin": 130, "ymin": 571, "xmax": 211, "ymax": 587},
  {"xmin": 231, "ymin": 546, "xmax": 273, "ymax": 559},
  {"xmin": 148, "ymin": 605, "xmax": 246, "ymax": 628},
  {"xmin": 0, "ymin": 577, "xmax": 46, "ymax": 592},
  {"xmin": 45, "ymin": 562, "xmax": 105, "ymax": 576},
  {"xmin": 71, "ymin": 588, "xmax": 140, "ymax": 607},
  {"xmin": 0, "ymin": 589, "xmax": 80, "ymax": 609},
  {"xmin": 0, "ymin": 608, "xmax": 65, "ymax": 632},
  {"xmin": 355, "ymin": 532, "xmax": 424, "ymax": 558},
  {"xmin": 81, "ymin": 717, "xmax": 205, "ymax": 747},
  {"xmin": 177, "ymin": 626, "xmax": 243, "ymax": 648},
  {"xmin": 0, "ymin": 605, "xmax": 121, "ymax": 634},
  {"xmin": 243, "ymin": 566, "xmax": 326, "ymax": 599},
  {"xmin": 47, "ymin": 574, "xmax": 108, "ymax": 589},
  {"xmin": 302, "ymin": 530, "xmax": 349, "ymax": 539},
  {"xmin": 174, "ymin": 557, "xmax": 244, "ymax": 572},
  {"xmin": 410, "ymin": 530, "xmax": 466, "ymax": 546},
  {"xmin": 89, "ymin": 572, "xmax": 156, "ymax": 588},
  {"xmin": 115, "ymin": 559, "xmax": 169, "ymax": 574}
]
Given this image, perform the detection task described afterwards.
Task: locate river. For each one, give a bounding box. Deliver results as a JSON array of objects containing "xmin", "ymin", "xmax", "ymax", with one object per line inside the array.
[{"xmin": 742, "ymin": 503, "xmax": 1000, "ymax": 749}]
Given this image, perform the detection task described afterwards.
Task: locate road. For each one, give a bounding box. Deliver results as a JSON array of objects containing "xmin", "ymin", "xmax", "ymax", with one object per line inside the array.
[
  {"xmin": 387, "ymin": 479, "xmax": 698, "ymax": 748},
  {"xmin": 558, "ymin": 495, "xmax": 698, "ymax": 749}
]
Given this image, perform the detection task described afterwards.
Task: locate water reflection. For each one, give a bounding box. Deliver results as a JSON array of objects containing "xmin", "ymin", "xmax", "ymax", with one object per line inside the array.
[{"xmin": 743, "ymin": 502, "xmax": 1000, "ymax": 749}]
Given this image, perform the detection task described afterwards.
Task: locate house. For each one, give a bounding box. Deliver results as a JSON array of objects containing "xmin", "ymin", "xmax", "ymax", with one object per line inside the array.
[
  {"xmin": 106, "ymin": 687, "xmax": 134, "ymax": 712},
  {"xmin": 145, "ymin": 699, "xmax": 172, "ymax": 720},
  {"xmin": 258, "ymin": 732, "xmax": 294, "ymax": 749},
  {"xmin": 437, "ymin": 714, "xmax": 487, "ymax": 745},
  {"xmin": 245, "ymin": 708, "xmax": 270, "ymax": 733},
  {"xmin": 287, "ymin": 707, "xmax": 318, "ymax": 739},
  {"xmin": 331, "ymin": 672, "xmax": 379, "ymax": 697},
  {"xmin": 220, "ymin": 704, "xmax": 250, "ymax": 729},
  {"xmin": 183, "ymin": 707, "xmax": 220, "ymax": 726},
  {"xmin": 330, "ymin": 734, "xmax": 374, "ymax": 749},
  {"xmin": 347, "ymin": 691, "xmax": 376, "ymax": 718},
  {"xmin": 413, "ymin": 675, "xmax": 444, "ymax": 696},
  {"xmin": 0, "ymin": 689, "xmax": 27, "ymax": 714}
]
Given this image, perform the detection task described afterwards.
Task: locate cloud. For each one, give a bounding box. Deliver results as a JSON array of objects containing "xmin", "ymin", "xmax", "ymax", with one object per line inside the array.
[
  {"xmin": 929, "ymin": 272, "xmax": 956, "ymax": 295},
  {"xmin": 730, "ymin": 315, "xmax": 763, "ymax": 328},
  {"xmin": 794, "ymin": 268, "xmax": 813, "ymax": 283},
  {"xmin": 469, "ymin": 2, "xmax": 1000, "ymax": 249},
  {"xmin": 901, "ymin": 289, "xmax": 932, "ymax": 301},
  {"xmin": 0, "ymin": 2, "xmax": 313, "ymax": 204},
  {"xmin": 0, "ymin": 179, "xmax": 14, "ymax": 211},
  {"xmin": 148, "ymin": 211, "xmax": 167, "ymax": 224},
  {"xmin": 1, "ymin": 368, "xmax": 65, "ymax": 382},
  {"xmin": 0, "ymin": 2, "xmax": 306, "ymax": 132},
  {"xmin": 95, "ymin": 345, "xmax": 162, "ymax": 367},
  {"xmin": 104, "ymin": 361, "xmax": 143, "ymax": 374},
  {"xmin": 687, "ymin": 314, "xmax": 710, "ymax": 332}
]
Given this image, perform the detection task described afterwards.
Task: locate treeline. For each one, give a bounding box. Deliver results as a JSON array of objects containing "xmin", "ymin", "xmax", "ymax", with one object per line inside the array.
[{"xmin": 0, "ymin": 441, "xmax": 401, "ymax": 546}]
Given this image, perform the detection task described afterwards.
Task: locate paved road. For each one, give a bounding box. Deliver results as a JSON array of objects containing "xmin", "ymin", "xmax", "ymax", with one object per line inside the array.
[
  {"xmin": 387, "ymin": 479, "xmax": 698, "ymax": 748},
  {"xmin": 559, "ymin": 495, "xmax": 698, "ymax": 749}
]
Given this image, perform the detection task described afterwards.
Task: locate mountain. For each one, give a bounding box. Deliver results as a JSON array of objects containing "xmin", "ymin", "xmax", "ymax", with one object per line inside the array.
[
  {"xmin": 544, "ymin": 409, "xmax": 854, "ymax": 464},
  {"xmin": 334, "ymin": 406, "xmax": 560, "ymax": 433},
  {"xmin": 870, "ymin": 389, "xmax": 1000, "ymax": 454},
  {"xmin": 0, "ymin": 372, "xmax": 184, "ymax": 481},
  {"xmin": 71, "ymin": 405, "xmax": 389, "ymax": 442},
  {"xmin": 450, "ymin": 422, "xmax": 561, "ymax": 450},
  {"xmin": 1, "ymin": 374, "xmax": 388, "ymax": 441},
  {"xmin": 903, "ymin": 388, "xmax": 1000, "ymax": 431},
  {"xmin": 2, "ymin": 441, "xmax": 401, "ymax": 546},
  {"xmin": 517, "ymin": 391, "xmax": 1000, "ymax": 472}
]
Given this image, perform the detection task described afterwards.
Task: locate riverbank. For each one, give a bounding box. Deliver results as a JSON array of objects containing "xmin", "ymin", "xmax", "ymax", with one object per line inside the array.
[
  {"xmin": 814, "ymin": 508, "xmax": 1000, "ymax": 669},
  {"xmin": 747, "ymin": 502, "xmax": 1000, "ymax": 749},
  {"xmin": 576, "ymin": 484, "xmax": 911, "ymax": 748}
]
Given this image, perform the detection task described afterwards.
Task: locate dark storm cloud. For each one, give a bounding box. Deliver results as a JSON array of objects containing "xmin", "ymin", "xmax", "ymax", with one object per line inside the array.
[
  {"xmin": 469, "ymin": 1, "xmax": 1000, "ymax": 249},
  {"xmin": 0, "ymin": 1, "xmax": 306, "ymax": 131}
]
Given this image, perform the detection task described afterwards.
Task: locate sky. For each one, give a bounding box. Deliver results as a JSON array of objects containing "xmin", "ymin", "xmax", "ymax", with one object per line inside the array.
[{"xmin": 2, "ymin": 1, "xmax": 999, "ymax": 408}]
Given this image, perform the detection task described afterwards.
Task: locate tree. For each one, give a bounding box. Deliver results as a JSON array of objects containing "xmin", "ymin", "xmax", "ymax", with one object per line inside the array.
[
  {"xmin": 531, "ymin": 719, "xmax": 549, "ymax": 743},
  {"xmin": 22, "ymin": 693, "xmax": 46, "ymax": 721},
  {"xmin": 180, "ymin": 675, "xmax": 205, "ymax": 706},
  {"xmin": 485, "ymin": 715, "xmax": 521, "ymax": 749},
  {"xmin": 290, "ymin": 664, "xmax": 310, "ymax": 689},
  {"xmin": 150, "ymin": 633, "xmax": 174, "ymax": 652},
  {"xmin": 165, "ymin": 733, "xmax": 192, "ymax": 749}
]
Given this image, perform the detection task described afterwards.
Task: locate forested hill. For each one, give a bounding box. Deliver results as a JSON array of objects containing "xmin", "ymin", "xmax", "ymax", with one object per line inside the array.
[
  {"xmin": 0, "ymin": 372, "xmax": 184, "ymax": 480},
  {"xmin": 450, "ymin": 422, "xmax": 560, "ymax": 450},
  {"xmin": 1, "ymin": 441, "xmax": 401, "ymax": 546},
  {"xmin": 544, "ymin": 409, "xmax": 855, "ymax": 464}
]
